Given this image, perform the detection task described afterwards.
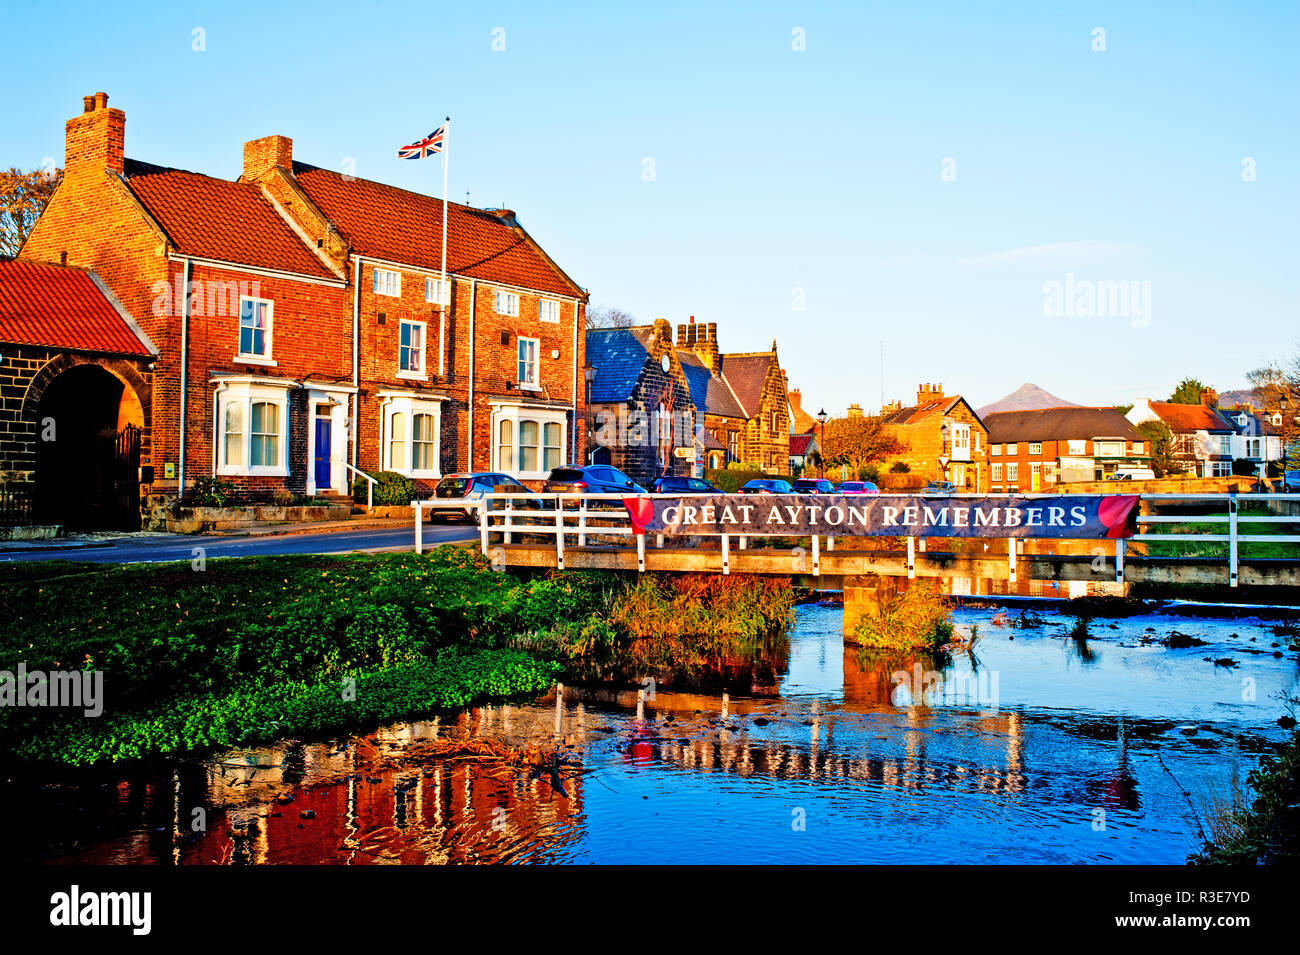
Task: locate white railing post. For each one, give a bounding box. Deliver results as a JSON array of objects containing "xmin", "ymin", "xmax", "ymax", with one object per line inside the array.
[
  {"xmin": 1115, "ymin": 537, "xmax": 1125, "ymax": 585},
  {"xmin": 1228, "ymin": 492, "xmax": 1239, "ymax": 588},
  {"xmin": 637, "ymin": 532, "xmax": 646, "ymax": 573},
  {"xmin": 578, "ymin": 498, "xmax": 587, "ymax": 547},
  {"xmin": 721, "ymin": 532, "xmax": 730, "ymax": 575},
  {"xmin": 907, "ymin": 535, "xmax": 916, "ymax": 580},
  {"xmin": 1008, "ymin": 538, "xmax": 1017, "ymax": 585},
  {"xmin": 918, "ymin": 537, "xmax": 926, "ymax": 553},
  {"xmin": 555, "ymin": 495, "xmax": 565, "ymax": 570},
  {"xmin": 811, "ymin": 534, "xmax": 820, "ymax": 577},
  {"xmin": 504, "ymin": 498, "xmax": 513, "ymax": 545},
  {"xmin": 479, "ymin": 496, "xmax": 489, "ymax": 556},
  {"xmin": 827, "ymin": 535, "xmax": 834, "ymax": 551},
  {"xmin": 413, "ymin": 501, "xmax": 423, "ymax": 554}
]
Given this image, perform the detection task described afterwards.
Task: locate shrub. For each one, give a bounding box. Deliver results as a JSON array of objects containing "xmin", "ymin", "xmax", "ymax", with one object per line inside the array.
[
  {"xmin": 879, "ymin": 472, "xmax": 927, "ymax": 490},
  {"xmin": 181, "ymin": 477, "xmax": 238, "ymax": 507},
  {"xmin": 857, "ymin": 464, "xmax": 880, "ymax": 483},
  {"xmin": 889, "ymin": 461, "xmax": 911, "ymax": 473},
  {"xmin": 850, "ymin": 582, "xmax": 954, "ymax": 651},
  {"xmin": 355, "ymin": 470, "xmax": 416, "ymax": 506}
]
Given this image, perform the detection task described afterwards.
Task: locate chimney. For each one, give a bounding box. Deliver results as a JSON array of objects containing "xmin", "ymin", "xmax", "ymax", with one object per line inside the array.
[
  {"xmin": 847, "ymin": 403, "xmax": 863, "ymax": 418},
  {"xmin": 689, "ymin": 320, "xmax": 719, "ymax": 373},
  {"xmin": 917, "ymin": 382, "xmax": 945, "ymax": 405},
  {"xmin": 242, "ymin": 135, "xmax": 294, "ymax": 182},
  {"xmin": 65, "ymin": 91, "xmax": 125, "ymax": 176},
  {"xmin": 1200, "ymin": 388, "xmax": 1218, "ymax": 408},
  {"xmin": 789, "ymin": 388, "xmax": 803, "ymax": 414},
  {"xmin": 677, "ymin": 323, "xmax": 688, "ymax": 345},
  {"xmin": 652, "ymin": 317, "xmax": 672, "ymax": 345}
]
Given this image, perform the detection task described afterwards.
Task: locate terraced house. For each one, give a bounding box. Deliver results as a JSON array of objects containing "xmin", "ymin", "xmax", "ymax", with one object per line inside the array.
[
  {"xmin": 982, "ymin": 407, "xmax": 1149, "ymax": 490},
  {"xmin": 18, "ymin": 92, "xmax": 586, "ymax": 526}
]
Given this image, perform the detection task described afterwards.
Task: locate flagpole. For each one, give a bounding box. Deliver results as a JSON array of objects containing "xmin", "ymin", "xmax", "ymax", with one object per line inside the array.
[{"xmin": 439, "ymin": 117, "xmax": 449, "ymax": 377}]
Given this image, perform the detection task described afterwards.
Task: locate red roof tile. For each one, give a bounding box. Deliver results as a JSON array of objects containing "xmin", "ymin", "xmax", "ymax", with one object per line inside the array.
[
  {"xmin": 123, "ymin": 160, "xmax": 337, "ymax": 280},
  {"xmin": 0, "ymin": 259, "xmax": 153, "ymax": 355},
  {"xmin": 291, "ymin": 163, "xmax": 581, "ymax": 297},
  {"xmin": 718, "ymin": 353, "xmax": 774, "ymax": 417},
  {"xmin": 1147, "ymin": 400, "xmax": 1233, "ymax": 433},
  {"xmin": 790, "ymin": 434, "xmax": 815, "ymax": 455}
]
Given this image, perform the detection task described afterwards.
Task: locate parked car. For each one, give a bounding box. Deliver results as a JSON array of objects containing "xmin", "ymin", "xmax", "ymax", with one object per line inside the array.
[
  {"xmin": 651, "ymin": 475, "xmax": 723, "ymax": 494},
  {"xmin": 739, "ymin": 479, "xmax": 795, "ymax": 494},
  {"xmin": 793, "ymin": 478, "xmax": 835, "ymax": 494},
  {"xmin": 1106, "ymin": 468, "xmax": 1156, "ymax": 481},
  {"xmin": 922, "ymin": 481, "xmax": 957, "ymax": 495},
  {"xmin": 543, "ymin": 465, "xmax": 647, "ymax": 495},
  {"xmin": 1284, "ymin": 470, "xmax": 1300, "ymax": 492},
  {"xmin": 838, "ymin": 481, "xmax": 880, "ymax": 495},
  {"xmin": 428, "ymin": 473, "xmax": 533, "ymax": 521}
]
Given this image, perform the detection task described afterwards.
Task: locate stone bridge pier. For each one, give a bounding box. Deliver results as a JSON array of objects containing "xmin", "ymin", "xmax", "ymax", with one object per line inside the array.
[{"xmin": 841, "ymin": 574, "xmax": 906, "ymax": 636}]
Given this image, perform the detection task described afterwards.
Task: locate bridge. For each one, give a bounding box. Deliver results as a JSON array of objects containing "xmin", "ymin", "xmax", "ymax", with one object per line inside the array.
[{"xmin": 413, "ymin": 491, "xmax": 1300, "ymax": 628}]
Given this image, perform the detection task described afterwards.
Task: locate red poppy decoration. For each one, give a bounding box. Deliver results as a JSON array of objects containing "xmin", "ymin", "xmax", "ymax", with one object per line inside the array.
[
  {"xmin": 1097, "ymin": 494, "xmax": 1139, "ymax": 539},
  {"xmin": 623, "ymin": 497, "xmax": 653, "ymax": 535}
]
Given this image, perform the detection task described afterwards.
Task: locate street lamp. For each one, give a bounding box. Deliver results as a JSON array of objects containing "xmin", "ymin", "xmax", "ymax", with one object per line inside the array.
[
  {"xmin": 1281, "ymin": 394, "xmax": 1290, "ymax": 478},
  {"xmin": 816, "ymin": 408, "xmax": 828, "ymax": 476}
]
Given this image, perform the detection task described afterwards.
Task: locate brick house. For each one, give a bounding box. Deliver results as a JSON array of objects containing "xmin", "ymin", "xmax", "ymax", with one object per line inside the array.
[
  {"xmin": 0, "ymin": 258, "xmax": 156, "ymax": 528},
  {"xmin": 584, "ymin": 319, "xmax": 697, "ymax": 486},
  {"xmin": 1126, "ymin": 392, "xmax": 1235, "ymax": 477},
  {"xmin": 19, "ymin": 92, "xmax": 585, "ymax": 522},
  {"xmin": 787, "ymin": 388, "xmax": 818, "ymax": 435},
  {"xmin": 983, "ymin": 407, "xmax": 1150, "ymax": 491},
  {"xmin": 719, "ymin": 342, "xmax": 794, "ymax": 474},
  {"xmin": 673, "ymin": 320, "xmax": 747, "ymax": 469},
  {"xmin": 879, "ymin": 383, "xmax": 989, "ymax": 490}
]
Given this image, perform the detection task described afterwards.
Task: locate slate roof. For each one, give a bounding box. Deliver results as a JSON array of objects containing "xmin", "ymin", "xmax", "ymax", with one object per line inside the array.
[
  {"xmin": 585, "ymin": 326, "xmax": 656, "ymax": 402},
  {"xmin": 983, "ymin": 407, "xmax": 1142, "ymax": 443},
  {"xmin": 718, "ymin": 352, "xmax": 774, "ymax": 417},
  {"xmin": 1219, "ymin": 408, "xmax": 1282, "ymax": 437},
  {"xmin": 0, "ymin": 258, "xmax": 154, "ymax": 355},
  {"xmin": 291, "ymin": 163, "xmax": 581, "ymax": 297},
  {"xmin": 122, "ymin": 160, "xmax": 337, "ymax": 279},
  {"xmin": 678, "ymin": 351, "xmax": 746, "ymax": 419},
  {"xmin": 1147, "ymin": 400, "xmax": 1234, "ymax": 433},
  {"xmin": 880, "ymin": 396, "xmax": 961, "ymax": 426}
]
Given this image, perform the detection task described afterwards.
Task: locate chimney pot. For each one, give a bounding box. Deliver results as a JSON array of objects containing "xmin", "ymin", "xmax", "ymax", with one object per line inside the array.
[
  {"xmin": 65, "ymin": 91, "xmax": 125, "ymax": 175},
  {"xmin": 93, "ymin": 92, "xmax": 109, "ymax": 110},
  {"xmin": 82, "ymin": 96, "xmax": 95, "ymax": 113}
]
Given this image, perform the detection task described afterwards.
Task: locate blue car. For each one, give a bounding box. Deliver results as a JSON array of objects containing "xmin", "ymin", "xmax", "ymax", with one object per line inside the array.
[{"xmin": 739, "ymin": 479, "xmax": 795, "ymax": 494}]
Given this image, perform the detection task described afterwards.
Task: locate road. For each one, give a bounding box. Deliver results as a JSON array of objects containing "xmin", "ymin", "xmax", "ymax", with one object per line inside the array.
[{"xmin": 0, "ymin": 522, "xmax": 477, "ymax": 564}]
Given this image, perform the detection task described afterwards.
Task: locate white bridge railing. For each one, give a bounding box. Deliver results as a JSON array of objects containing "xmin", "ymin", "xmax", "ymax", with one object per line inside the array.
[{"xmin": 412, "ymin": 491, "xmax": 1300, "ymax": 588}]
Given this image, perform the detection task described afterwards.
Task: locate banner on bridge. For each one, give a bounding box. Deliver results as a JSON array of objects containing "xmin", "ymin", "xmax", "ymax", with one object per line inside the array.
[{"xmin": 624, "ymin": 494, "xmax": 1139, "ymax": 539}]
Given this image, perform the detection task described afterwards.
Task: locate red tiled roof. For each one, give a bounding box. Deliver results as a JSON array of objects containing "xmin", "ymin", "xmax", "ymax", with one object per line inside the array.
[
  {"xmin": 291, "ymin": 163, "xmax": 582, "ymax": 297},
  {"xmin": 1147, "ymin": 400, "xmax": 1233, "ymax": 433},
  {"xmin": 790, "ymin": 434, "xmax": 815, "ymax": 455},
  {"xmin": 123, "ymin": 160, "xmax": 337, "ymax": 280},
  {"xmin": 0, "ymin": 259, "xmax": 153, "ymax": 355}
]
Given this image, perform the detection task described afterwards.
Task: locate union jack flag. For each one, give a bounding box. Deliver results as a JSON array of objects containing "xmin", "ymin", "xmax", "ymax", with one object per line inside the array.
[{"xmin": 397, "ymin": 123, "xmax": 447, "ymax": 160}]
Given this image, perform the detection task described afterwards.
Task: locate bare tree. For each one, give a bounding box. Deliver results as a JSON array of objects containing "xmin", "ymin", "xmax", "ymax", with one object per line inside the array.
[
  {"xmin": 0, "ymin": 166, "xmax": 62, "ymax": 257},
  {"xmin": 586, "ymin": 304, "xmax": 636, "ymax": 330}
]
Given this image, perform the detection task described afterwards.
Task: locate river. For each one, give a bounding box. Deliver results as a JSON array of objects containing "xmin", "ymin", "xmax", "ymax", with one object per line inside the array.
[{"xmin": 16, "ymin": 599, "xmax": 1299, "ymax": 864}]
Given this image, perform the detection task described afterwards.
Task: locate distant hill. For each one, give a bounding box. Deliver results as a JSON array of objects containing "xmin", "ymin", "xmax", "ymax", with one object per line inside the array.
[
  {"xmin": 977, "ymin": 383, "xmax": 1080, "ymax": 416},
  {"xmin": 1218, "ymin": 387, "xmax": 1260, "ymax": 409}
]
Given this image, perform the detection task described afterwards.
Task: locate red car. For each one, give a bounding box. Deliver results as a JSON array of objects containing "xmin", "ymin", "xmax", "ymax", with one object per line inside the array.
[{"xmin": 838, "ymin": 481, "xmax": 880, "ymax": 495}]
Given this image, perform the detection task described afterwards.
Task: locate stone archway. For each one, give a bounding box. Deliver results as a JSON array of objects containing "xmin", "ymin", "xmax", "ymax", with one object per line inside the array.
[{"xmin": 25, "ymin": 356, "xmax": 149, "ymax": 530}]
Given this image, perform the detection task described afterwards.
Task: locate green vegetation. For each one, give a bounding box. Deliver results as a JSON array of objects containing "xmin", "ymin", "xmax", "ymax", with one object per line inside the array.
[
  {"xmin": 1138, "ymin": 504, "xmax": 1298, "ymax": 559},
  {"xmin": 849, "ymin": 582, "xmax": 954, "ymax": 652},
  {"xmin": 353, "ymin": 469, "xmax": 416, "ymax": 505},
  {"xmin": 0, "ymin": 552, "xmax": 795, "ymax": 767},
  {"xmin": 1191, "ymin": 707, "xmax": 1300, "ymax": 864},
  {"xmin": 180, "ymin": 476, "xmax": 238, "ymax": 507}
]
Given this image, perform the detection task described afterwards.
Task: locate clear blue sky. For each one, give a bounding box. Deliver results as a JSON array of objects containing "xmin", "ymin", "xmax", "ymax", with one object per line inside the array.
[{"xmin": 4, "ymin": 0, "xmax": 1297, "ymax": 414}]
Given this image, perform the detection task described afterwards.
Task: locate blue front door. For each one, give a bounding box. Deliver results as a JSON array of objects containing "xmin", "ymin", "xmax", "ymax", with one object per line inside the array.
[{"xmin": 314, "ymin": 418, "xmax": 332, "ymax": 490}]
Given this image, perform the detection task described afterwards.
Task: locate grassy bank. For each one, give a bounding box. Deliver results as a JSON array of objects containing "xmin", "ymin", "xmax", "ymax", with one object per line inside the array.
[
  {"xmin": 1139, "ymin": 504, "xmax": 1298, "ymax": 560},
  {"xmin": 1191, "ymin": 715, "xmax": 1300, "ymax": 864},
  {"xmin": 0, "ymin": 551, "xmax": 795, "ymax": 767}
]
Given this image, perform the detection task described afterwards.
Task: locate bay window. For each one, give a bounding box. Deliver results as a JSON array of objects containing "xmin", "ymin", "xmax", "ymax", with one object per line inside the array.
[
  {"xmin": 381, "ymin": 393, "xmax": 444, "ymax": 479},
  {"xmin": 215, "ymin": 380, "xmax": 290, "ymax": 477},
  {"xmin": 491, "ymin": 401, "xmax": 567, "ymax": 480}
]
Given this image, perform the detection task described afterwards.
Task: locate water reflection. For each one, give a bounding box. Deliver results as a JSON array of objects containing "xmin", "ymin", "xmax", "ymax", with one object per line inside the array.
[{"xmin": 12, "ymin": 600, "xmax": 1298, "ymax": 865}]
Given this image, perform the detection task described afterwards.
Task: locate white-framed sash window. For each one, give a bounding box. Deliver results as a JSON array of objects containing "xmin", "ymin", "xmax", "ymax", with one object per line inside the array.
[
  {"xmin": 382, "ymin": 394, "xmax": 443, "ymax": 479},
  {"xmin": 425, "ymin": 277, "xmax": 450, "ymax": 305},
  {"xmin": 539, "ymin": 299, "xmax": 560, "ymax": 323},
  {"xmin": 494, "ymin": 289, "xmax": 519, "ymax": 316},
  {"xmin": 518, "ymin": 336, "xmax": 539, "ymax": 389},
  {"xmin": 236, "ymin": 297, "xmax": 275, "ymax": 365},
  {"xmin": 216, "ymin": 381, "xmax": 291, "ymax": 477},
  {"xmin": 398, "ymin": 319, "xmax": 426, "ymax": 378},
  {"xmin": 373, "ymin": 268, "xmax": 401, "ymax": 297}
]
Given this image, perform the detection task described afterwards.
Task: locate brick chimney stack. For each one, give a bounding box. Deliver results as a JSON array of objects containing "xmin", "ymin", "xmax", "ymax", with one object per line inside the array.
[
  {"xmin": 242, "ymin": 135, "xmax": 294, "ymax": 182},
  {"xmin": 65, "ymin": 91, "xmax": 125, "ymax": 176},
  {"xmin": 691, "ymin": 320, "xmax": 720, "ymax": 373},
  {"xmin": 1200, "ymin": 388, "xmax": 1219, "ymax": 408},
  {"xmin": 916, "ymin": 382, "xmax": 945, "ymax": 405}
]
